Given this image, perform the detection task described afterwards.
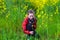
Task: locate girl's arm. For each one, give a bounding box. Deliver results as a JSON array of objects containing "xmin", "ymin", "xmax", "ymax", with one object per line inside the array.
[{"xmin": 22, "ymin": 17, "xmax": 30, "ymax": 34}]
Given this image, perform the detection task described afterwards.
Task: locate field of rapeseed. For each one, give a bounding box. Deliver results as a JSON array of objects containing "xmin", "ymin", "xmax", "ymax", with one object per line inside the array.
[{"xmin": 0, "ymin": 0, "xmax": 60, "ymax": 40}]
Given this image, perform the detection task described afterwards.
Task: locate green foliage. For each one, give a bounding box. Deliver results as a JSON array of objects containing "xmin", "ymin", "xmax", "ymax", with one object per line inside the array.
[{"xmin": 0, "ymin": 0, "xmax": 60, "ymax": 40}]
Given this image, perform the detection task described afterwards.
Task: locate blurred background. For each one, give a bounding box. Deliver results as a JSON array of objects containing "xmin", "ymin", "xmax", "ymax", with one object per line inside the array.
[{"xmin": 0, "ymin": 0, "xmax": 60, "ymax": 40}]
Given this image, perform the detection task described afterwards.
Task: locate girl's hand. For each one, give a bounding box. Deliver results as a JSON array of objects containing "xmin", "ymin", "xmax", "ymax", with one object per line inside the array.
[{"xmin": 30, "ymin": 31, "xmax": 34, "ymax": 34}]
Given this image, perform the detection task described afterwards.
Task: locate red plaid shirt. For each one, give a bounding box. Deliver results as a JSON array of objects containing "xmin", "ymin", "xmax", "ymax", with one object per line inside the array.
[{"xmin": 22, "ymin": 17, "xmax": 37, "ymax": 34}]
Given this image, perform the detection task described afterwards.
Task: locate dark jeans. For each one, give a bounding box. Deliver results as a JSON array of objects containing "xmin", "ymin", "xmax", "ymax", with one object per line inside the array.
[{"xmin": 26, "ymin": 31, "xmax": 40, "ymax": 40}]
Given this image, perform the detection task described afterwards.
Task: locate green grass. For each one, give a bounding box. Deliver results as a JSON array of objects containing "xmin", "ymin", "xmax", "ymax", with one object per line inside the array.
[{"xmin": 0, "ymin": 0, "xmax": 60, "ymax": 40}]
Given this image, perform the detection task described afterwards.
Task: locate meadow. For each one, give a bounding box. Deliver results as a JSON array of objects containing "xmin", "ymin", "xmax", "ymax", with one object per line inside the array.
[{"xmin": 0, "ymin": 0, "xmax": 60, "ymax": 40}]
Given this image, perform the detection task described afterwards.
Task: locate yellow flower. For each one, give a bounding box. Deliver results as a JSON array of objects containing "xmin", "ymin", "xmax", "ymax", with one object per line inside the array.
[
  {"xmin": 53, "ymin": 0, "xmax": 59, "ymax": 3},
  {"xmin": 37, "ymin": 14, "xmax": 41, "ymax": 18},
  {"xmin": 39, "ymin": 4, "xmax": 44, "ymax": 10},
  {"xmin": 0, "ymin": 0, "xmax": 2, "ymax": 2},
  {"xmin": 56, "ymin": 6, "xmax": 58, "ymax": 13},
  {"xmin": 50, "ymin": 0, "xmax": 59, "ymax": 5},
  {"xmin": 4, "ymin": 7, "xmax": 6, "ymax": 11},
  {"xmin": 54, "ymin": 6, "xmax": 59, "ymax": 15},
  {"xmin": 25, "ymin": 0, "xmax": 29, "ymax": 2},
  {"xmin": 30, "ymin": 0, "xmax": 45, "ymax": 9},
  {"xmin": 41, "ymin": 11, "xmax": 44, "ymax": 14},
  {"xmin": 2, "ymin": 7, "xmax": 6, "ymax": 13},
  {"xmin": 30, "ymin": 0, "xmax": 34, "ymax": 2},
  {"xmin": 35, "ymin": 0, "xmax": 40, "ymax": 5},
  {"xmin": 42, "ymin": 0, "xmax": 48, "ymax": 4},
  {"xmin": 2, "ymin": 2, "xmax": 4, "ymax": 4},
  {"xmin": 3, "ymin": 5, "xmax": 6, "ymax": 10}
]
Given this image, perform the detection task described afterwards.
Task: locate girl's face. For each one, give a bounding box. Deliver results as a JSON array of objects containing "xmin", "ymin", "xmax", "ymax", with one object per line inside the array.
[{"xmin": 28, "ymin": 13, "xmax": 34, "ymax": 20}]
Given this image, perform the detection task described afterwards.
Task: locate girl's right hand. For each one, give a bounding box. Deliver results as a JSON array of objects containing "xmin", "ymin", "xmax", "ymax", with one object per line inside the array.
[{"xmin": 30, "ymin": 31, "xmax": 34, "ymax": 34}]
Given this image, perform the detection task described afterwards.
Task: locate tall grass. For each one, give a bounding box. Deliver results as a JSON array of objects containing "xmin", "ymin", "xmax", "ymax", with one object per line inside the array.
[{"xmin": 0, "ymin": 0, "xmax": 60, "ymax": 40}]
